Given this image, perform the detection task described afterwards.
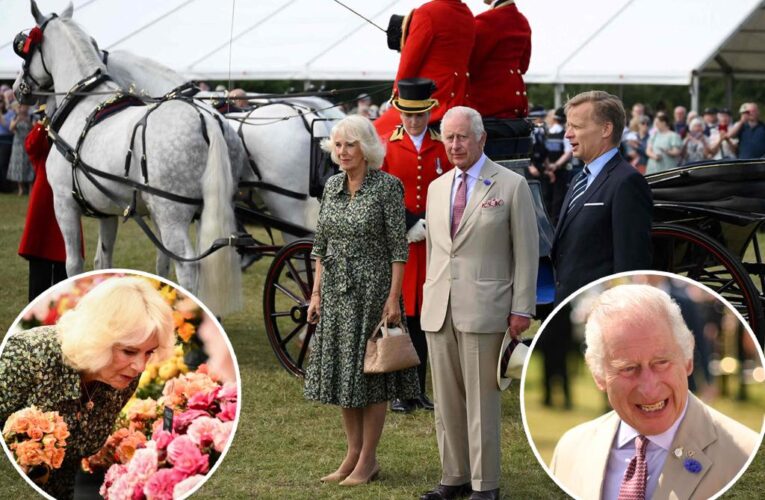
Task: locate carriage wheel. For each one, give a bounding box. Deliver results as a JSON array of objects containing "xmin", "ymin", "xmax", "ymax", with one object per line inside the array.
[
  {"xmin": 652, "ymin": 223, "xmax": 765, "ymax": 344},
  {"xmin": 263, "ymin": 239, "xmax": 316, "ymax": 377}
]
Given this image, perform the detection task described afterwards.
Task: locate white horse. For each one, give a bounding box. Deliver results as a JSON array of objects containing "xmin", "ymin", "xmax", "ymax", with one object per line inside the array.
[
  {"xmin": 14, "ymin": 1, "xmax": 241, "ymax": 315},
  {"xmin": 91, "ymin": 49, "xmax": 249, "ymax": 277},
  {"xmin": 100, "ymin": 50, "xmax": 344, "ymax": 239}
]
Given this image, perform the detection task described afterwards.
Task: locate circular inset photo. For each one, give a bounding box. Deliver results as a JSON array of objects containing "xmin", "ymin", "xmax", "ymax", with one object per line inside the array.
[
  {"xmin": 0, "ymin": 270, "xmax": 240, "ymax": 500},
  {"xmin": 522, "ymin": 271, "xmax": 765, "ymax": 500}
]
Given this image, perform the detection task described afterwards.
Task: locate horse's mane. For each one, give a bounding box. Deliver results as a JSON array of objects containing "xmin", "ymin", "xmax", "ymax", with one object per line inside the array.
[{"xmin": 53, "ymin": 17, "xmax": 106, "ymax": 73}]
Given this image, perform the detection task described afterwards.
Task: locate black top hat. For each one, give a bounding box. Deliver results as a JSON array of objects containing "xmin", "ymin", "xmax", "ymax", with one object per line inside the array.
[
  {"xmin": 387, "ymin": 11, "xmax": 413, "ymax": 52},
  {"xmin": 392, "ymin": 78, "xmax": 438, "ymax": 113},
  {"xmin": 387, "ymin": 14, "xmax": 404, "ymax": 51}
]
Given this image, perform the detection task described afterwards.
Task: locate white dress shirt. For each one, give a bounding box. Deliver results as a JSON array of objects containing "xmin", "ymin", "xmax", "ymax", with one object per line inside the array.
[
  {"xmin": 409, "ymin": 129, "xmax": 426, "ymax": 152},
  {"xmin": 602, "ymin": 398, "xmax": 689, "ymax": 500}
]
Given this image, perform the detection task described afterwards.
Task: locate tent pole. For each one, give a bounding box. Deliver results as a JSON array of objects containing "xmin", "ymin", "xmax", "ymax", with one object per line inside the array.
[
  {"xmin": 554, "ymin": 83, "xmax": 565, "ymax": 109},
  {"xmin": 725, "ymin": 73, "xmax": 734, "ymax": 110},
  {"xmin": 690, "ymin": 72, "xmax": 700, "ymax": 113}
]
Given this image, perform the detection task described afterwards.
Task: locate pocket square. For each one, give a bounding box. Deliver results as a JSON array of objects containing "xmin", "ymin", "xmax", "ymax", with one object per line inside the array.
[
  {"xmin": 482, "ymin": 198, "xmax": 505, "ymax": 208},
  {"xmin": 583, "ymin": 202, "xmax": 604, "ymax": 206}
]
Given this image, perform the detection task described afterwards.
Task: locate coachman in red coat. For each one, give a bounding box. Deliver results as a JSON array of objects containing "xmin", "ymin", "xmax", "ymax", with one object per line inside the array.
[
  {"xmin": 18, "ymin": 118, "xmax": 82, "ymax": 301},
  {"xmin": 380, "ymin": 78, "xmax": 452, "ymax": 413},
  {"xmin": 468, "ymin": 0, "xmax": 532, "ymax": 119},
  {"xmin": 374, "ymin": 0, "xmax": 475, "ymax": 137}
]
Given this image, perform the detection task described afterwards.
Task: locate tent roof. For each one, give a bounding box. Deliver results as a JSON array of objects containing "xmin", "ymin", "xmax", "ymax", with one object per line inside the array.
[{"xmin": 1, "ymin": 0, "xmax": 763, "ymax": 84}]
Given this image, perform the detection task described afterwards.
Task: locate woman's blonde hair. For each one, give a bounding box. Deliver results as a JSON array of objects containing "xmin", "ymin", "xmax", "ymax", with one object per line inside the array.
[
  {"xmin": 57, "ymin": 277, "xmax": 176, "ymax": 373},
  {"xmin": 321, "ymin": 115, "xmax": 385, "ymax": 170}
]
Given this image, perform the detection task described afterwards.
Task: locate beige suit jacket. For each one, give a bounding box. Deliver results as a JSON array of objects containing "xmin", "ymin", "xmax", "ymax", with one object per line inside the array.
[
  {"xmin": 550, "ymin": 394, "xmax": 761, "ymax": 500},
  {"xmin": 421, "ymin": 158, "xmax": 538, "ymax": 333}
]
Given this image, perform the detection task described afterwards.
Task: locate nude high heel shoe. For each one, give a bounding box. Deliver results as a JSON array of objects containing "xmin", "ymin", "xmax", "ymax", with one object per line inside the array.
[
  {"xmin": 338, "ymin": 464, "xmax": 380, "ymax": 486},
  {"xmin": 320, "ymin": 471, "xmax": 351, "ymax": 483}
]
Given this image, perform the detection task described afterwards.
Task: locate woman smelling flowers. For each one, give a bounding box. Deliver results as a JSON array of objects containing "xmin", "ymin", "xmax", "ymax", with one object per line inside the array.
[{"xmin": 0, "ymin": 277, "xmax": 175, "ymax": 499}]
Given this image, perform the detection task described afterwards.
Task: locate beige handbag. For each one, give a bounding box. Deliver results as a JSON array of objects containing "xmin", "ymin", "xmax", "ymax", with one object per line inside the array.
[{"xmin": 363, "ymin": 317, "xmax": 420, "ymax": 374}]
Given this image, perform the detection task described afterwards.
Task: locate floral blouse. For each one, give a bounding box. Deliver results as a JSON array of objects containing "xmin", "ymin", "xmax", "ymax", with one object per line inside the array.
[{"xmin": 0, "ymin": 326, "xmax": 137, "ymax": 499}]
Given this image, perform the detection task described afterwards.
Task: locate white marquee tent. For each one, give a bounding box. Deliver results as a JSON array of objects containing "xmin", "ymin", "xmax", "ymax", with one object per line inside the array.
[{"xmin": 1, "ymin": 0, "xmax": 764, "ymax": 106}]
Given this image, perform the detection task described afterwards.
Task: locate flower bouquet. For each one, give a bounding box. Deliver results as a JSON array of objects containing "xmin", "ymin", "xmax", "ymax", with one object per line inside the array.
[
  {"xmin": 2, "ymin": 406, "xmax": 70, "ymax": 485},
  {"xmin": 93, "ymin": 366, "xmax": 237, "ymax": 499}
]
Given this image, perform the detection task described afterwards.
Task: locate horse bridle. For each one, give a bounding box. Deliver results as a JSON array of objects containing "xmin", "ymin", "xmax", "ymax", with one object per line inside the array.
[{"xmin": 13, "ymin": 14, "xmax": 58, "ymax": 98}]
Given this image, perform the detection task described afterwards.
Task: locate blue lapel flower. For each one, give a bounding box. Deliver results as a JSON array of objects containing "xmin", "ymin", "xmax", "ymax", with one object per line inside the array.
[
  {"xmin": 683, "ymin": 458, "xmax": 702, "ymax": 473},
  {"xmin": 483, "ymin": 179, "xmax": 491, "ymax": 186}
]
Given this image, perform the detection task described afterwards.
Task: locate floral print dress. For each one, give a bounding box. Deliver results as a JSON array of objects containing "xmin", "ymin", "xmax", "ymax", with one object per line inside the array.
[
  {"xmin": 304, "ymin": 169, "xmax": 420, "ymax": 408},
  {"xmin": 0, "ymin": 326, "xmax": 137, "ymax": 499}
]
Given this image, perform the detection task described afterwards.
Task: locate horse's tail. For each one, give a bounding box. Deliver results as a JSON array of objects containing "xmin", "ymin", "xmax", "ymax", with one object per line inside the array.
[{"xmin": 197, "ymin": 121, "xmax": 242, "ymax": 316}]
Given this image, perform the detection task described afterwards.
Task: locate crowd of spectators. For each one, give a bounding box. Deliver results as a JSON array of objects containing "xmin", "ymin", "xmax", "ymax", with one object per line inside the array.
[{"xmin": 0, "ymin": 84, "xmax": 35, "ymax": 195}]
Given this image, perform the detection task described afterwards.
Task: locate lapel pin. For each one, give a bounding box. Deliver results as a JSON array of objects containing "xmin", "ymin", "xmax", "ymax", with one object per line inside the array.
[
  {"xmin": 683, "ymin": 458, "xmax": 702, "ymax": 474},
  {"xmin": 483, "ymin": 178, "xmax": 491, "ymax": 186},
  {"xmin": 674, "ymin": 448, "xmax": 683, "ymax": 458}
]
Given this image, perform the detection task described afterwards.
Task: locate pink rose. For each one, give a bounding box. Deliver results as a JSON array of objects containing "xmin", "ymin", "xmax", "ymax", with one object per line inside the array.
[
  {"xmin": 126, "ymin": 447, "xmax": 158, "ymax": 484},
  {"xmin": 172, "ymin": 474, "xmax": 205, "ymax": 498},
  {"xmin": 217, "ymin": 401, "xmax": 237, "ymax": 422},
  {"xmin": 213, "ymin": 421, "xmax": 234, "ymax": 453},
  {"xmin": 151, "ymin": 429, "xmax": 175, "ymax": 451},
  {"xmin": 101, "ymin": 463, "xmax": 127, "ymax": 496},
  {"xmin": 173, "ymin": 409, "xmax": 209, "ymax": 434},
  {"xmin": 143, "ymin": 468, "xmax": 186, "ymax": 500},
  {"xmin": 105, "ymin": 473, "xmax": 133, "ymax": 500},
  {"xmin": 187, "ymin": 390, "xmax": 217, "ymax": 411},
  {"xmin": 167, "ymin": 435, "xmax": 209, "ymax": 476},
  {"xmin": 217, "ymin": 382, "xmax": 237, "ymax": 403},
  {"xmin": 187, "ymin": 417, "xmax": 219, "ymax": 449}
]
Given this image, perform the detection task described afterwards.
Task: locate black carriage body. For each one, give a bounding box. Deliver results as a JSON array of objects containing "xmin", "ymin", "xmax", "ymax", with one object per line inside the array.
[{"xmin": 648, "ymin": 160, "xmax": 765, "ymax": 343}]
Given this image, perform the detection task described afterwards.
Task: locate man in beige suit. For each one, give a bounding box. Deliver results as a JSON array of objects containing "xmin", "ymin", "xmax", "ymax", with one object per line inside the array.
[
  {"xmin": 551, "ymin": 284, "xmax": 761, "ymax": 500},
  {"xmin": 420, "ymin": 106, "xmax": 538, "ymax": 500}
]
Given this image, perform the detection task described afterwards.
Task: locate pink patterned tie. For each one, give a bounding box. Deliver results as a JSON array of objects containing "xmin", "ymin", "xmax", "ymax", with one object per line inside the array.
[
  {"xmin": 451, "ymin": 173, "xmax": 467, "ymax": 238},
  {"xmin": 618, "ymin": 435, "xmax": 648, "ymax": 500}
]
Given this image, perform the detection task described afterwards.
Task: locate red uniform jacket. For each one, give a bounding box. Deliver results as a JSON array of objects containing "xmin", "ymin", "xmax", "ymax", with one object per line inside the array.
[
  {"xmin": 381, "ymin": 125, "xmax": 452, "ymax": 316},
  {"xmin": 468, "ymin": 1, "xmax": 531, "ymax": 118},
  {"xmin": 18, "ymin": 122, "xmax": 83, "ymax": 261},
  {"xmin": 375, "ymin": 0, "xmax": 476, "ymax": 137}
]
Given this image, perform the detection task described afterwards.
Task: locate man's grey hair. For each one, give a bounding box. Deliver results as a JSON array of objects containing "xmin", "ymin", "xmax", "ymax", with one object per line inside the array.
[
  {"xmin": 584, "ymin": 284, "xmax": 694, "ymax": 380},
  {"xmin": 441, "ymin": 106, "xmax": 485, "ymax": 140}
]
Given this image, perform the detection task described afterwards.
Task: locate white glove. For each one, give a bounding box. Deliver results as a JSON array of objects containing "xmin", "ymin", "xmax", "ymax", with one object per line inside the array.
[{"xmin": 406, "ymin": 219, "xmax": 427, "ymax": 243}]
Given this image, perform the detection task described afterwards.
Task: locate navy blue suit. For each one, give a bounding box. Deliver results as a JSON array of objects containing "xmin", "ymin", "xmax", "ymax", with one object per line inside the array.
[{"xmin": 552, "ymin": 153, "xmax": 652, "ymax": 304}]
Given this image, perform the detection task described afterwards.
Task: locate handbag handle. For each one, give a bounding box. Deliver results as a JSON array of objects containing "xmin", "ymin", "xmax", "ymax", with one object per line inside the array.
[
  {"xmin": 371, "ymin": 317, "xmax": 389, "ymax": 340},
  {"xmin": 371, "ymin": 314, "xmax": 402, "ymax": 340}
]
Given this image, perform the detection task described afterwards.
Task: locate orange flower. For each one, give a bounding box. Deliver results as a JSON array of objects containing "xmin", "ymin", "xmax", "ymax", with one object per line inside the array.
[
  {"xmin": 177, "ymin": 322, "xmax": 196, "ymax": 342},
  {"xmin": 50, "ymin": 448, "xmax": 65, "ymax": 469},
  {"xmin": 13, "ymin": 440, "xmax": 45, "ymax": 468}
]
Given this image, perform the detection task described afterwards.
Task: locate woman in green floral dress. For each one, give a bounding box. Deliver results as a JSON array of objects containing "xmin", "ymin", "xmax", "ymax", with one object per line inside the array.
[
  {"xmin": 0, "ymin": 277, "xmax": 176, "ymax": 499},
  {"xmin": 305, "ymin": 115, "xmax": 420, "ymax": 486}
]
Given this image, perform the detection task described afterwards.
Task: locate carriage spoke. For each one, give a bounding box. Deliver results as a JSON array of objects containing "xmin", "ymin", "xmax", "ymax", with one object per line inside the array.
[
  {"xmin": 281, "ymin": 323, "xmax": 306, "ymax": 346},
  {"xmin": 285, "ymin": 257, "xmax": 310, "ymax": 298},
  {"xmin": 274, "ymin": 282, "xmax": 305, "ymax": 305},
  {"xmin": 269, "ymin": 311, "xmax": 293, "ymax": 318}
]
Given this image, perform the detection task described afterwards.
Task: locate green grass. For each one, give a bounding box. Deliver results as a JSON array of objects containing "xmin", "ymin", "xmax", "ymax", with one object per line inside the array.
[{"xmin": 0, "ymin": 194, "xmax": 563, "ymax": 499}]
